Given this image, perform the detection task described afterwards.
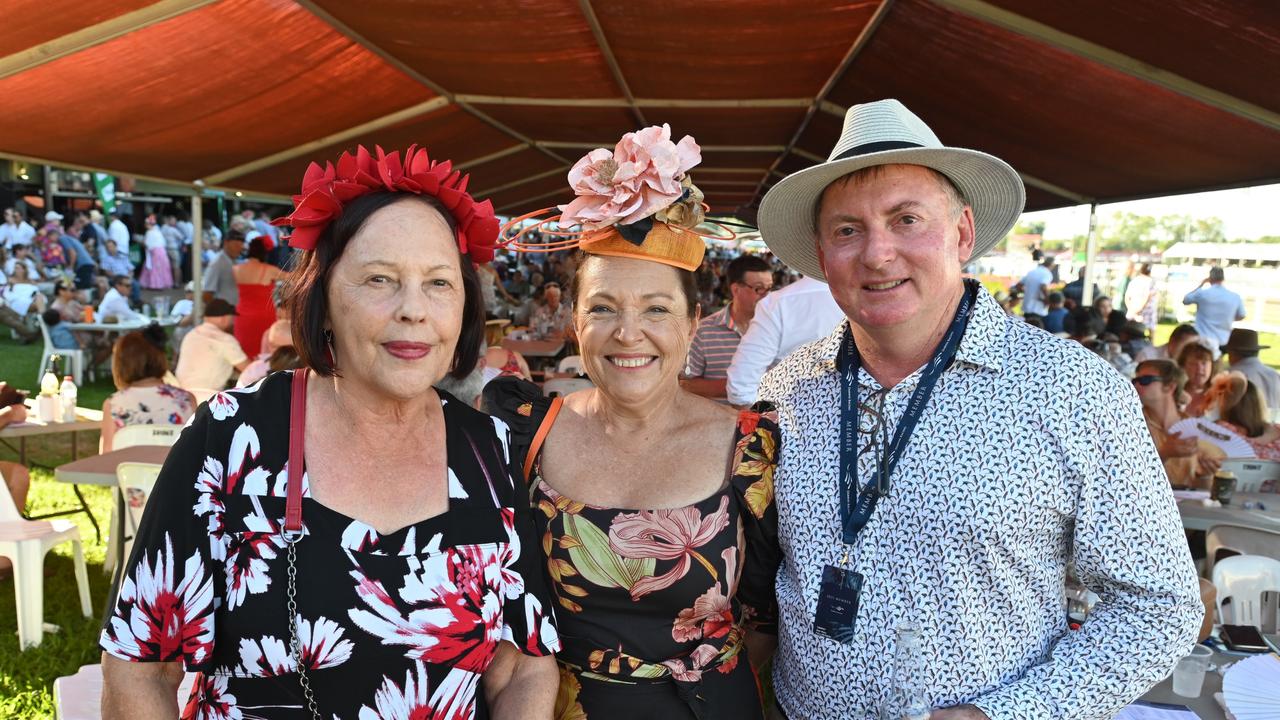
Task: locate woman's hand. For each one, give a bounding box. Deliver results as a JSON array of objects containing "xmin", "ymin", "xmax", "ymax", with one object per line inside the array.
[
  {"xmin": 101, "ymin": 653, "xmax": 185, "ymax": 719},
  {"xmin": 1159, "ymin": 432, "xmax": 1198, "ymax": 458},
  {"xmin": 1197, "ymin": 454, "xmax": 1223, "ymax": 482},
  {"xmin": 482, "ymin": 641, "xmax": 558, "ymax": 719}
]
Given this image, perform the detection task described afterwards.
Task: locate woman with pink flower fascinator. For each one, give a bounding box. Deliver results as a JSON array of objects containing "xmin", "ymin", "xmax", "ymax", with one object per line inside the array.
[{"xmin": 490, "ymin": 126, "xmax": 780, "ymax": 720}]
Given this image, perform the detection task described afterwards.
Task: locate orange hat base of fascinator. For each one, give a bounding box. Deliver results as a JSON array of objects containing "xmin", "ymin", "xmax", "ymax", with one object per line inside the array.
[{"xmin": 500, "ymin": 208, "xmax": 733, "ymax": 272}]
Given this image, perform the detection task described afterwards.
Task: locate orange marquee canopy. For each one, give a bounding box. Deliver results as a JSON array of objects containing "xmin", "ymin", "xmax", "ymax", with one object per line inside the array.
[{"xmin": 1, "ymin": 0, "xmax": 1277, "ymax": 221}]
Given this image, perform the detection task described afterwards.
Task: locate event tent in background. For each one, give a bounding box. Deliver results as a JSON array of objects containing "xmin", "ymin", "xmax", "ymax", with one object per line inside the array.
[{"xmin": 0, "ymin": 0, "xmax": 1277, "ymax": 308}]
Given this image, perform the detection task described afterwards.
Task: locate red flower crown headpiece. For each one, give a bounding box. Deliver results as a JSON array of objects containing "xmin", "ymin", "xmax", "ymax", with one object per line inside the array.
[{"xmin": 271, "ymin": 144, "xmax": 500, "ymax": 263}]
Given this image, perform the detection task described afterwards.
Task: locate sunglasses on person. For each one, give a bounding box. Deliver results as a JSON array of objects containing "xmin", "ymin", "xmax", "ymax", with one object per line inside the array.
[
  {"xmin": 1132, "ymin": 375, "xmax": 1163, "ymax": 386},
  {"xmin": 738, "ymin": 282, "xmax": 773, "ymax": 297}
]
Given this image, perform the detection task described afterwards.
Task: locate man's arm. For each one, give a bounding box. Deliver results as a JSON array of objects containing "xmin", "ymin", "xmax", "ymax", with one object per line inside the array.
[
  {"xmin": 968, "ymin": 374, "xmax": 1201, "ymax": 719},
  {"xmin": 1236, "ymin": 295, "xmax": 1246, "ymax": 320},
  {"xmin": 1181, "ymin": 287, "xmax": 1202, "ymax": 305},
  {"xmin": 680, "ymin": 376, "xmax": 727, "ymax": 398},
  {"xmin": 726, "ymin": 298, "xmax": 782, "ymax": 406}
]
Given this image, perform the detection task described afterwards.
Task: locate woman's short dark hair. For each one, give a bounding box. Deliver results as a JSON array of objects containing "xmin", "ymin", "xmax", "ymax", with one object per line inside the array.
[
  {"xmin": 571, "ymin": 251, "xmax": 699, "ymax": 318},
  {"xmin": 247, "ymin": 237, "xmax": 269, "ymax": 261},
  {"xmin": 112, "ymin": 330, "xmax": 170, "ymax": 390},
  {"xmin": 285, "ymin": 191, "xmax": 484, "ymax": 380}
]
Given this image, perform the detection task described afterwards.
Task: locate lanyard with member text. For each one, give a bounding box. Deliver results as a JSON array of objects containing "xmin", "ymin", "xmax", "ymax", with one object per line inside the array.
[{"xmin": 836, "ymin": 279, "xmax": 978, "ymax": 546}]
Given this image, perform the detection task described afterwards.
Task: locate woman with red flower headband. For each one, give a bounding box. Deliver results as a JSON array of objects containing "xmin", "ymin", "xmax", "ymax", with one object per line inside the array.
[
  {"xmin": 100, "ymin": 146, "xmax": 560, "ymax": 719},
  {"xmin": 488, "ymin": 125, "xmax": 780, "ymax": 720}
]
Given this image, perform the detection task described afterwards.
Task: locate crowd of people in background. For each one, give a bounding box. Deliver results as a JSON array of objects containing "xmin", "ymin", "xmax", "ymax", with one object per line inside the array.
[{"xmin": 1008, "ymin": 251, "xmax": 1280, "ymax": 493}]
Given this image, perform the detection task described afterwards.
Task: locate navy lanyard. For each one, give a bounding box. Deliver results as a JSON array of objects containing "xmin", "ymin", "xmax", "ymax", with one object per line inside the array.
[{"xmin": 836, "ymin": 279, "xmax": 978, "ymax": 545}]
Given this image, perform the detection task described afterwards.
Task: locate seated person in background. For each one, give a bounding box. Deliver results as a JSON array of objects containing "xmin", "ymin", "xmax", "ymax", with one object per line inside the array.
[
  {"xmin": 49, "ymin": 280, "xmax": 85, "ymax": 322},
  {"xmin": 174, "ymin": 298, "xmax": 249, "ymax": 392},
  {"xmin": 170, "ymin": 281, "xmax": 197, "ymax": 349},
  {"xmin": 1177, "ymin": 341, "xmax": 1219, "ymax": 417},
  {"xmin": 528, "ymin": 281, "xmax": 572, "ymax": 339},
  {"xmin": 0, "ymin": 386, "xmax": 32, "ymax": 578},
  {"xmin": 1120, "ymin": 320, "xmax": 1153, "ymax": 360},
  {"xmin": 41, "ymin": 309, "xmax": 79, "ymax": 350},
  {"xmin": 1136, "ymin": 323, "xmax": 1199, "ymax": 364},
  {"xmin": 1214, "ymin": 377, "xmax": 1280, "ymax": 463},
  {"xmin": 100, "ymin": 331, "xmax": 197, "ymax": 453},
  {"xmin": 3, "ymin": 259, "xmax": 45, "ymax": 318},
  {"xmin": 482, "ymin": 345, "xmax": 532, "ymax": 383},
  {"xmin": 98, "ymin": 274, "xmax": 143, "ymax": 322},
  {"xmin": 1042, "ymin": 291, "xmax": 1068, "ymax": 334},
  {"xmin": 1068, "ymin": 305, "xmax": 1105, "ymax": 344},
  {"xmin": 1098, "ymin": 332, "xmax": 1135, "ymax": 375},
  {"xmin": 682, "ymin": 254, "xmax": 773, "ymax": 399},
  {"xmin": 1133, "ymin": 359, "xmax": 1221, "ymax": 489},
  {"xmin": 3, "ymin": 242, "xmax": 41, "ymax": 280},
  {"xmin": 236, "ymin": 319, "xmax": 292, "ymax": 387}
]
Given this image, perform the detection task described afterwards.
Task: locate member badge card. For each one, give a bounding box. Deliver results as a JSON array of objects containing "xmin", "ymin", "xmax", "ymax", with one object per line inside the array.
[{"xmin": 814, "ymin": 564, "xmax": 862, "ymax": 644}]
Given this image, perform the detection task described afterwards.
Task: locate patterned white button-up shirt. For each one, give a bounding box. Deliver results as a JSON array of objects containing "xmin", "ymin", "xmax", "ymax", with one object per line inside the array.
[{"xmin": 758, "ymin": 286, "xmax": 1201, "ymax": 720}]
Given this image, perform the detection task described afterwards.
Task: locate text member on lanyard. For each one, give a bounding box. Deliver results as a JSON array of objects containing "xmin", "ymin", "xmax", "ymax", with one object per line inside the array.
[{"xmin": 814, "ymin": 279, "xmax": 979, "ymax": 643}]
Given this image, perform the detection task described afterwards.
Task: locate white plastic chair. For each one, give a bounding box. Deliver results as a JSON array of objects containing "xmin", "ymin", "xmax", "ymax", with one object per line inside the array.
[
  {"xmin": 557, "ymin": 355, "xmax": 584, "ymax": 376},
  {"xmin": 1206, "ymin": 525, "xmax": 1280, "ymax": 574},
  {"xmin": 54, "ymin": 663, "xmax": 197, "ymax": 720},
  {"xmin": 0, "ymin": 469, "xmax": 91, "ymax": 649},
  {"xmin": 36, "ymin": 316, "xmax": 90, "ymax": 386},
  {"xmin": 1211, "ymin": 554, "xmax": 1280, "ymax": 627},
  {"xmin": 543, "ymin": 377, "xmax": 593, "ymax": 397},
  {"xmin": 116, "ymin": 462, "xmax": 162, "ymax": 564},
  {"xmin": 103, "ymin": 425, "xmax": 180, "ymax": 570},
  {"xmin": 112, "ymin": 424, "xmax": 182, "ymax": 450},
  {"xmin": 1220, "ymin": 458, "xmax": 1280, "ymax": 493}
]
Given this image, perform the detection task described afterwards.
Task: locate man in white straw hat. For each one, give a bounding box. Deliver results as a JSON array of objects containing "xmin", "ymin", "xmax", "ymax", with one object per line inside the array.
[{"xmin": 748, "ymin": 99, "xmax": 1201, "ymax": 719}]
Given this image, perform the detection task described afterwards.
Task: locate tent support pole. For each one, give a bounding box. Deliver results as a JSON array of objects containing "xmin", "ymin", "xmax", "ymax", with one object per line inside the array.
[
  {"xmin": 192, "ymin": 193, "xmax": 203, "ymax": 324},
  {"xmin": 1083, "ymin": 202, "xmax": 1099, "ymax": 307}
]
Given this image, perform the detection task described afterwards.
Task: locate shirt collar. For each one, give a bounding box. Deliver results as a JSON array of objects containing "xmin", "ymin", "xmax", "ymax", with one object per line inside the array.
[{"xmin": 813, "ymin": 283, "xmax": 1007, "ymax": 374}]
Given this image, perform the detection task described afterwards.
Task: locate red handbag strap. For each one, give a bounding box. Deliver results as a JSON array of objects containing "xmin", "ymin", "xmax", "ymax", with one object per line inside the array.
[{"xmin": 284, "ymin": 368, "xmax": 308, "ymax": 536}]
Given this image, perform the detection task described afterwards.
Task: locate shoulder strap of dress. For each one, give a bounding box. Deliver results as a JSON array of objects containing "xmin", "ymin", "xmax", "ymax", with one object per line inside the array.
[
  {"xmin": 522, "ymin": 395, "xmax": 563, "ymax": 484},
  {"xmin": 284, "ymin": 369, "xmax": 308, "ymax": 536}
]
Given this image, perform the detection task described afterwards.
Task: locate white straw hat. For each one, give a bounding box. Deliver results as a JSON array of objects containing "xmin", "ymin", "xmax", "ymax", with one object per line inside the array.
[{"xmin": 758, "ymin": 99, "xmax": 1025, "ymax": 280}]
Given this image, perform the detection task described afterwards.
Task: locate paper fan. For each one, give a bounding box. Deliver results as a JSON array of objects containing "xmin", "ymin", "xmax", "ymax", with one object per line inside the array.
[
  {"xmin": 1168, "ymin": 418, "xmax": 1257, "ymax": 459},
  {"xmin": 1223, "ymin": 653, "xmax": 1280, "ymax": 719}
]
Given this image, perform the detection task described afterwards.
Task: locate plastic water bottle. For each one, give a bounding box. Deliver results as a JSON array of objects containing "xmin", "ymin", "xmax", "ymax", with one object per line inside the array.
[
  {"xmin": 60, "ymin": 375, "xmax": 77, "ymax": 422},
  {"xmin": 38, "ymin": 361, "xmax": 61, "ymax": 422}
]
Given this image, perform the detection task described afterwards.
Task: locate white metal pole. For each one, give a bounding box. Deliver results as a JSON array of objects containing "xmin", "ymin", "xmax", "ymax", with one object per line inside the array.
[
  {"xmin": 192, "ymin": 192, "xmax": 203, "ymax": 324},
  {"xmin": 1083, "ymin": 202, "xmax": 1099, "ymax": 306}
]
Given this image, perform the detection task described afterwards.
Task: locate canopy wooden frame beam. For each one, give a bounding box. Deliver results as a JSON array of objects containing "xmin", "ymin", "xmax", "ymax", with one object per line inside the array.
[
  {"xmin": 292, "ymin": 0, "xmax": 573, "ymax": 168},
  {"xmin": 473, "ymin": 166, "xmax": 570, "ymax": 198},
  {"xmin": 575, "ymin": 0, "xmax": 647, "ymax": 129},
  {"xmin": 933, "ymin": 0, "xmax": 1280, "ymax": 132},
  {"xmin": 451, "ymin": 95, "xmax": 814, "ymax": 109},
  {"xmin": 0, "ymin": 0, "xmax": 218, "ymax": 80},
  {"xmin": 203, "ymin": 97, "xmax": 452, "ymax": 184},
  {"xmin": 751, "ymin": 0, "xmax": 898, "ymax": 205},
  {"xmin": 1018, "ymin": 172, "xmax": 1091, "ymax": 205},
  {"xmin": 456, "ymin": 144, "xmax": 528, "ymax": 171}
]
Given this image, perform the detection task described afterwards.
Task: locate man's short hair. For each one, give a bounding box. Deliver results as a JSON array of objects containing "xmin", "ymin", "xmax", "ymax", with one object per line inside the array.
[
  {"xmin": 224, "ymin": 229, "xmax": 246, "ymax": 242},
  {"xmin": 1209, "ymin": 266, "xmax": 1225, "ymax": 282},
  {"xmin": 726, "ymin": 255, "xmax": 772, "ymax": 285},
  {"xmin": 112, "ymin": 274, "xmax": 131, "ymax": 287},
  {"xmin": 812, "ymin": 164, "xmax": 968, "ymax": 232},
  {"xmin": 1047, "ymin": 291, "xmax": 1064, "ymax": 305},
  {"xmin": 1169, "ymin": 324, "xmax": 1199, "ymax": 343}
]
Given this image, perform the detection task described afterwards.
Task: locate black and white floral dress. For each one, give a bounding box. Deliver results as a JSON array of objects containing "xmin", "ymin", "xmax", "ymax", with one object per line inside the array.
[{"xmin": 100, "ymin": 371, "xmax": 561, "ymax": 719}]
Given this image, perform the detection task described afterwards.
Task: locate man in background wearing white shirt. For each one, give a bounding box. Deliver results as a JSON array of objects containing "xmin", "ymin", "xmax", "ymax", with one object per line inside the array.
[
  {"xmin": 1182, "ymin": 266, "xmax": 1245, "ymax": 356},
  {"xmin": 175, "ymin": 299, "xmax": 249, "ymax": 391},
  {"xmin": 1017, "ymin": 255, "xmax": 1054, "ymax": 323},
  {"xmin": 107, "ymin": 211, "xmax": 131, "ymax": 260},
  {"xmin": 1, "ymin": 208, "xmax": 36, "ymax": 251},
  {"xmin": 726, "ymin": 275, "xmax": 844, "ymax": 406},
  {"xmin": 99, "ymin": 275, "xmax": 143, "ymax": 323}
]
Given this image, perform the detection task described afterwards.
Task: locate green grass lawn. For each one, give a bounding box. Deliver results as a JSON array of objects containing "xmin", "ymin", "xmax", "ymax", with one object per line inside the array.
[{"xmin": 2, "ymin": 333, "xmax": 118, "ymax": 719}]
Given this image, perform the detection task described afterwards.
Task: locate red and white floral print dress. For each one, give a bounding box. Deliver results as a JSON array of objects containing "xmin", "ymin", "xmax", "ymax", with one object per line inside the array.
[{"xmin": 100, "ymin": 371, "xmax": 560, "ymax": 719}]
